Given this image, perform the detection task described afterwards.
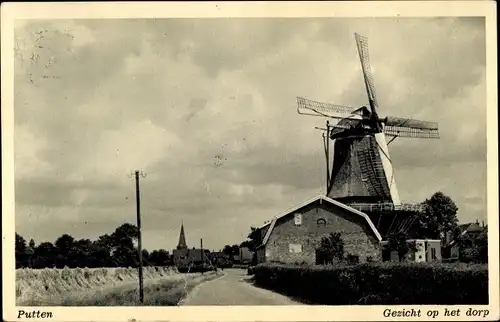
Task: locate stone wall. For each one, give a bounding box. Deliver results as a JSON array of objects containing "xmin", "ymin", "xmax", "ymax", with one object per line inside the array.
[{"xmin": 264, "ymin": 200, "xmax": 381, "ymax": 264}]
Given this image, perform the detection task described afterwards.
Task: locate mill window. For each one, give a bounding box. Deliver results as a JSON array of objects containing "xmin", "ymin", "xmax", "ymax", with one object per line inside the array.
[{"xmin": 317, "ymin": 218, "xmax": 327, "ymax": 227}]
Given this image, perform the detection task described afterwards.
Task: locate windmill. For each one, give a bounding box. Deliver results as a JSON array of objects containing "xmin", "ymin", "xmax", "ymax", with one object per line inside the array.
[{"xmin": 296, "ymin": 33, "xmax": 440, "ymax": 237}]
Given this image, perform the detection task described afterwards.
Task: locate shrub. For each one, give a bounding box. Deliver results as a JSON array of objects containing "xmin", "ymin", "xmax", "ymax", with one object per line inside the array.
[
  {"xmin": 386, "ymin": 231, "xmax": 417, "ymax": 261},
  {"xmin": 460, "ymin": 247, "xmax": 481, "ymax": 263},
  {"xmin": 316, "ymin": 233, "xmax": 344, "ymax": 264},
  {"xmin": 252, "ymin": 262, "xmax": 488, "ymax": 305}
]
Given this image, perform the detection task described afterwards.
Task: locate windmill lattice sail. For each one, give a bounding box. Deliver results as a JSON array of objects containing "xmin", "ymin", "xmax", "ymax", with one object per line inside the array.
[
  {"xmin": 355, "ymin": 33, "xmax": 379, "ymax": 112},
  {"xmin": 384, "ymin": 116, "xmax": 440, "ymax": 139},
  {"xmin": 297, "ymin": 96, "xmax": 364, "ymax": 120},
  {"xmin": 298, "ymin": 96, "xmax": 440, "ymax": 139}
]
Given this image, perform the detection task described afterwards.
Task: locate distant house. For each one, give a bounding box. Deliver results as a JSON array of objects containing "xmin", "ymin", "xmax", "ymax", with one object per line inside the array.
[
  {"xmin": 444, "ymin": 221, "xmax": 486, "ymax": 259},
  {"xmin": 209, "ymin": 251, "xmax": 232, "ymax": 267},
  {"xmin": 239, "ymin": 247, "xmax": 253, "ymax": 264},
  {"xmin": 255, "ymin": 195, "xmax": 383, "ymax": 265}
]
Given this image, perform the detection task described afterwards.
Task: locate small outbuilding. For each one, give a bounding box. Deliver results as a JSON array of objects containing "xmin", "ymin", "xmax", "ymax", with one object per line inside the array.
[{"xmin": 381, "ymin": 239, "xmax": 442, "ymax": 262}]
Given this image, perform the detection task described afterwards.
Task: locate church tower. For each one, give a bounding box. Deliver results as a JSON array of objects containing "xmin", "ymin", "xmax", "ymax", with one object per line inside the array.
[{"xmin": 176, "ymin": 221, "xmax": 187, "ymax": 250}]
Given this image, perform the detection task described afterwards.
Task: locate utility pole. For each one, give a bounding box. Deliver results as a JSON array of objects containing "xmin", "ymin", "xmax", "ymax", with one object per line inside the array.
[
  {"xmin": 316, "ymin": 120, "xmax": 332, "ymax": 195},
  {"xmin": 200, "ymin": 238, "xmax": 204, "ymax": 274},
  {"xmin": 200, "ymin": 238, "xmax": 204, "ymax": 261},
  {"xmin": 130, "ymin": 170, "xmax": 147, "ymax": 304},
  {"xmin": 325, "ymin": 120, "xmax": 331, "ymax": 193}
]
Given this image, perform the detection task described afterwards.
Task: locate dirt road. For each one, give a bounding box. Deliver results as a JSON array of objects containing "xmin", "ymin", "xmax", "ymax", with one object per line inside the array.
[{"xmin": 180, "ymin": 268, "xmax": 302, "ymax": 305}]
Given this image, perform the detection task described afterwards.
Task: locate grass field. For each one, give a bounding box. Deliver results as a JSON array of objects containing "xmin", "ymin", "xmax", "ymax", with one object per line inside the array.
[{"xmin": 16, "ymin": 266, "xmax": 223, "ymax": 306}]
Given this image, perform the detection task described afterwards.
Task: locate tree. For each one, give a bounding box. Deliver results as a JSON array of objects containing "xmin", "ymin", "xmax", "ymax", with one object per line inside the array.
[
  {"xmin": 33, "ymin": 242, "xmax": 56, "ymax": 268},
  {"xmin": 149, "ymin": 250, "xmax": 160, "ymax": 266},
  {"xmin": 15, "ymin": 233, "xmax": 27, "ymax": 268},
  {"xmin": 141, "ymin": 249, "xmax": 151, "ymax": 266},
  {"xmin": 149, "ymin": 249, "xmax": 171, "ymax": 266},
  {"xmin": 73, "ymin": 238, "xmax": 93, "ymax": 267},
  {"xmin": 475, "ymin": 228, "xmax": 488, "ymax": 263},
  {"xmin": 54, "ymin": 234, "xmax": 76, "ymax": 268},
  {"xmin": 239, "ymin": 227, "xmax": 263, "ymax": 253},
  {"xmin": 97, "ymin": 233, "xmax": 114, "ymax": 248},
  {"xmin": 91, "ymin": 234, "xmax": 114, "ymax": 267},
  {"xmin": 26, "ymin": 239, "xmax": 36, "ymax": 268},
  {"xmin": 416, "ymin": 192, "xmax": 459, "ymax": 239},
  {"xmin": 316, "ymin": 233, "xmax": 344, "ymax": 264},
  {"xmin": 110, "ymin": 223, "xmax": 139, "ymax": 267},
  {"xmin": 240, "ymin": 240, "xmax": 253, "ymax": 250},
  {"xmin": 457, "ymin": 227, "xmax": 488, "ymax": 264},
  {"xmin": 247, "ymin": 227, "xmax": 262, "ymax": 251},
  {"xmin": 55, "ymin": 234, "xmax": 75, "ymax": 250},
  {"xmin": 112, "ymin": 223, "xmax": 139, "ymax": 244},
  {"xmin": 450, "ymin": 226, "xmax": 464, "ymax": 244},
  {"xmin": 15, "ymin": 222, "xmax": 182, "ymax": 269},
  {"xmin": 223, "ymin": 245, "xmax": 233, "ymax": 256},
  {"xmin": 387, "ymin": 231, "xmax": 417, "ymax": 261}
]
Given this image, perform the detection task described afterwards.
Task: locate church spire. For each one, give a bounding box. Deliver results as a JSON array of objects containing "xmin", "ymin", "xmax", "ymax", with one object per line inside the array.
[{"xmin": 177, "ymin": 221, "xmax": 187, "ymax": 250}]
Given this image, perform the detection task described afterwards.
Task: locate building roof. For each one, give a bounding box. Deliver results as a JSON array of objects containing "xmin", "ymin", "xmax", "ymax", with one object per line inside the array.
[
  {"xmin": 177, "ymin": 221, "xmax": 187, "ymax": 249},
  {"xmin": 256, "ymin": 221, "xmax": 272, "ymax": 230},
  {"xmin": 256, "ymin": 202, "xmax": 423, "ymax": 231},
  {"xmin": 258, "ymin": 195, "xmax": 382, "ymax": 248},
  {"xmin": 448, "ymin": 222, "xmax": 486, "ymax": 246},
  {"xmin": 458, "ymin": 222, "xmax": 483, "ymax": 233}
]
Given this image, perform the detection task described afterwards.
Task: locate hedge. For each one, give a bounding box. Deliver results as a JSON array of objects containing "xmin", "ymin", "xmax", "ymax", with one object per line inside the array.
[{"xmin": 252, "ymin": 262, "xmax": 488, "ymax": 305}]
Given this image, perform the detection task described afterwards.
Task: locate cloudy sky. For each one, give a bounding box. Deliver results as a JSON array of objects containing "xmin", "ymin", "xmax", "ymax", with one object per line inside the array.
[{"xmin": 13, "ymin": 17, "xmax": 486, "ymax": 251}]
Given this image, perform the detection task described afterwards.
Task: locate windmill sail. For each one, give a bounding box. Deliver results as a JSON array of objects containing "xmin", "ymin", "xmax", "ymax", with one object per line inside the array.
[
  {"xmin": 297, "ymin": 96, "xmax": 364, "ymax": 120},
  {"xmin": 355, "ymin": 33, "xmax": 379, "ymax": 115},
  {"xmin": 384, "ymin": 116, "xmax": 440, "ymax": 139}
]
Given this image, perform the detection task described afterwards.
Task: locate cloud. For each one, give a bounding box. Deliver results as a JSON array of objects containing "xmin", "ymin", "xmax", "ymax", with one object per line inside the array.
[
  {"xmin": 13, "ymin": 17, "xmax": 487, "ymax": 250},
  {"xmin": 14, "ymin": 124, "xmax": 53, "ymax": 178}
]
